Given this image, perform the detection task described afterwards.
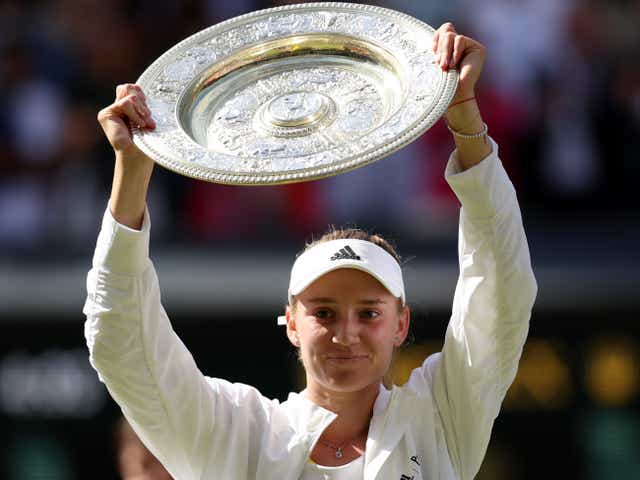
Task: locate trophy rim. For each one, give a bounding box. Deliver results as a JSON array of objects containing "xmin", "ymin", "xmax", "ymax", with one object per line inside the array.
[{"xmin": 132, "ymin": 2, "xmax": 458, "ymax": 185}]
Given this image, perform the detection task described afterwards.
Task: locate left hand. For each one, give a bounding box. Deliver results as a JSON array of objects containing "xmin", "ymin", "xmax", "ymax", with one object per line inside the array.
[{"xmin": 432, "ymin": 23, "xmax": 486, "ymax": 103}]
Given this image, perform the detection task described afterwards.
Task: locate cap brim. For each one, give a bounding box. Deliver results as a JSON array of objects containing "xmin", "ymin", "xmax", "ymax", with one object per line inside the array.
[{"xmin": 289, "ymin": 262, "xmax": 403, "ymax": 301}]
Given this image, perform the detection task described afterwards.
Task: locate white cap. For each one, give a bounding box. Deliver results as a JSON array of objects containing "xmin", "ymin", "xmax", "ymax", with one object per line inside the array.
[{"xmin": 277, "ymin": 239, "xmax": 404, "ymax": 325}]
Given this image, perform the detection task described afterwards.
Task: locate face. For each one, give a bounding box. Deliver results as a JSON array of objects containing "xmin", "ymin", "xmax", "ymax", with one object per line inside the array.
[{"xmin": 286, "ymin": 268, "xmax": 410, "ymax": 394}]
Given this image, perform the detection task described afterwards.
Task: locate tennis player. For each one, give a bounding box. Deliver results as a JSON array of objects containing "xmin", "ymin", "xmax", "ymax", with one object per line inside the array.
[{"xmin": 85, "ymin": 23, "xmax": 537, "ymax": 480}]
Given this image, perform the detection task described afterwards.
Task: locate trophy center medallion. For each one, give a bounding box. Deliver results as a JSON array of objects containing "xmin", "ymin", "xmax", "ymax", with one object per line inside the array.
[{"xmin": 265, "ymin": 91, "xmax": 329, "ymax": 127}]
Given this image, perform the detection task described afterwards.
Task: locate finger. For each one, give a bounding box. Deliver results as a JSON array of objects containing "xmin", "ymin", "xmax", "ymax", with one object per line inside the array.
[
  {"xmin": 451, "ymin": 35, "xmax": 467, "ymax": 69},
  {"xmin": 115, "ymin": 94, "xmax": 147, "ymax": 128},
  {"xmin": 115, "ymin": 83, "xmax": 142, "ymax": 101},
  {"xmin": 131, "ymin": 93, "xmax": 151, "ymax": 119},
  {"xmin": 433, "ymin": 22, "xmax": 456, "ymax": 56},
  {"xmin": 442, "ymin": 22, "xmax": 456, "ymax": 33},
  {"xmin": 127, "ymin": 88, "xmax": 155, "ymax": 128},
  {"xmin": 433, "ymin": 22, "xmax": 455, "ymax": 58},
  {"xmin": 97, "ymin": 106, "xmax": 126, "ymax": 132},
  {"xmin": 133, "ymin": 84, "xmax": 146, "ymax": 102},
  {"xmin": 126, "ymin": 92, "xmax": 156, "ymax": 129},
  {"xmin": 97, "ymin": 107, "xmax": 133, "ymax": 151},
  {"xmin": 438, "ymin": 31, "xmax": 456, "ymax": 70},
  {"xmin": 134, "ymin": 94, "xmax": 155, "ymax": 129},
  {"xmin": 115, "ymin": 84, "xmax": 131, "ymax": 101}
]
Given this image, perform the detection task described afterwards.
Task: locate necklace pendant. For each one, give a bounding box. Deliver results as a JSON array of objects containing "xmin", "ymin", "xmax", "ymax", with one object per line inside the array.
[{"xmin": 335, "ymin": 448, "xmax": 343, "ymax": 459}]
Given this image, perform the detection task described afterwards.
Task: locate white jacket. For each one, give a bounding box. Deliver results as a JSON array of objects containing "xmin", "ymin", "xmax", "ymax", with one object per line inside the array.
[{"xmin": 84, "ymin": 139, "xmax": 537, "ymax": 480}]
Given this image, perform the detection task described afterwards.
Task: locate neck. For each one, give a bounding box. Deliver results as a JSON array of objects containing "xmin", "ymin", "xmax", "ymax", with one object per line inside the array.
[{"xmin": 304, "ymin": 381, "xmax": 381, "ymax": 442}]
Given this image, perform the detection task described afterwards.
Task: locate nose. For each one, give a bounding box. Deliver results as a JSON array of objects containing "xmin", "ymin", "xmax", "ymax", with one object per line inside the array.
[{"xmin": 331, "ymin": 311, "xmax": 361, "ymax": 346}]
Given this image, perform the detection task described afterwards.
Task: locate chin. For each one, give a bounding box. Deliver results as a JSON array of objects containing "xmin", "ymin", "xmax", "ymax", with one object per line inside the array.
[{"xmin": 323, "ymin": 372, "xmax": 382, "ymax": 393}]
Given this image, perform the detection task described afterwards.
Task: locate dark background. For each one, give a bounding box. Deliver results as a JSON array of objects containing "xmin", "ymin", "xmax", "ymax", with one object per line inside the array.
[{"xmin": 1, "ymin": 0, "xmax": 639, "ymax": 478}]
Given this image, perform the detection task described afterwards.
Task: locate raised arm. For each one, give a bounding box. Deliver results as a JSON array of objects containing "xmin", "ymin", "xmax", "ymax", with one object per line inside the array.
[
  {"xmin": 86, "ymin": 85, "xmax": 271, "ymax": 479},
  {"xmin": 97, "ymin": 83, "xmax": 156, "ymax": 229},
  {"xmin": 406, "ymin": 24, "xmax": 537, "ymax": 479},
  {"xmin": 434, "ymin": 22, "xmax": 492, "ymax": 170}
]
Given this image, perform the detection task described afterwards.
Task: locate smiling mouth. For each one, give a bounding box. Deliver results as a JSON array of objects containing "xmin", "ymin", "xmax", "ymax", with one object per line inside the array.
[{"xmin": 327, "ymin": 355, "xmax": 368, "ymax": 360}]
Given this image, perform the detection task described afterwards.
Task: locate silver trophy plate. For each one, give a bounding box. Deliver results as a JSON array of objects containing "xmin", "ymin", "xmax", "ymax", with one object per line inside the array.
[{"xmin": 133, "ymin": 2, "xmax": 458, "ymax": 185}]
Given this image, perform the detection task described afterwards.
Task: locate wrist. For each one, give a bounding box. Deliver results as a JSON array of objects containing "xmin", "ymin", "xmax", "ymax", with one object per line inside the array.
[
  {"xmin": 444, "ymin": 98, "xmax": 482, "ymax": 133},
  {"xmin": 115, "ymin": 146, "xmax": 153, "ymax": 170},
  {"xmin": 449, "ymin": 86, "xmax": 476, "ymax": 104},
  {"xmin": 111, "ymin": 150, "xmax": 153, "ymax": 230}
]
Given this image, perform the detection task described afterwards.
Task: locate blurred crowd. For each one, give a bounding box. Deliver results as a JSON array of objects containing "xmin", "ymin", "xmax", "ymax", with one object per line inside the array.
[{"xmin": 1, "ymin": 0, "xmax": 638, "ymax": 256}]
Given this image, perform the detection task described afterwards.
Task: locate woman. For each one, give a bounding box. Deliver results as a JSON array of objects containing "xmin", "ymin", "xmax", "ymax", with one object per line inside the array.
[{"xmin": 85, "ymin": 23, "xmax": 537, "ymax": 480}]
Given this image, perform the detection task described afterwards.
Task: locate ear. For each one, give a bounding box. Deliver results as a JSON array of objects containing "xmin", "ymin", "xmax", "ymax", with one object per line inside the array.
[
  {"xmin": 285, "ymin": 305, "xmax": 300, "ymax": 347},
  {"xmin": 394, "ymin": 305, "xmax": 411, "ymax": 347}
]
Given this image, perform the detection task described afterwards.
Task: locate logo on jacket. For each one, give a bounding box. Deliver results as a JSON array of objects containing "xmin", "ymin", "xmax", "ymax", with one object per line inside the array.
[{"xmin": 400, "ymin": 454, "xmax": 421, "ymax": 479}]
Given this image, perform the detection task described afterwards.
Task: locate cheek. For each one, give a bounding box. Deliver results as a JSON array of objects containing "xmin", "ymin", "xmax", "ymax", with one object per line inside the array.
[
  {"xmin": 373, "ymin": 320, "xmax": 399, "ymax": 352},
  {"xmin": 297, "ymin": 320, "xmax": 329, "ymax": 351},
  {"xmin": 372, "ymin": 323, "xmax": 397, "ymax": 357},
  {"xmin": 297, "ymin": 330, "xmax": 327, "ymax": 372}
]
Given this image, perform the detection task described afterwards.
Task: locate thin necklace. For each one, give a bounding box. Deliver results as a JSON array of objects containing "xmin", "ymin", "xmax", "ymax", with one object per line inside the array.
[{"xmin": 317, "ymin": 428, "xmax": 367, "ymax": 459}]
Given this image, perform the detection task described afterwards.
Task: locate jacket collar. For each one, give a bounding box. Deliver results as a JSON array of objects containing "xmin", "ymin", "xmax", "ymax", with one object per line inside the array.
[
  {"xmin": 282, "ymin": 383, "xmax": 407, "ymax": 479},
  {"xmin": 365, "ymin": 385, "xmax": 409, "ymax": 479},
  {"xmin": 284, "ymin": 388, "xmax": 337, "ymax": 436},
  {"xmin": 286, "ymin": 383, "xmax": 392, "ymax": 434},
  {"xmin": 285, "ymin": 384, "xmax": 407, "ymax": 479},
  {"xmin": 372, "ymin": 383, "xmax": 392, "ymax": 415}
]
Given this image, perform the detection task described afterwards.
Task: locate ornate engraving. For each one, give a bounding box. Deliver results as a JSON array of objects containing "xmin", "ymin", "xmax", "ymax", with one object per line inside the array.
[
  {"xmin": 267, "ymin": 92, "xmax": 326, "ymax": 125},
  {"xmin": 204, "ymin": 65, "xmax": 386, "ymax": 158},
  {"xmin": 267, "ymin": 13, "xmax": 316, "ymax": 36},
  {"xmin": 133, "ymin": 3, "xmax": 458, "ymax": 185},
  {"xmin": 146, "ymin": 98, "xmax": 174, "ymax": 129}
]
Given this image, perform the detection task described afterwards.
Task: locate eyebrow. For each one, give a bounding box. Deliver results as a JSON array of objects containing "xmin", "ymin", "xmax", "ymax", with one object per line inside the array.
[{"xmin": 306, "ymin": 297, "xmax": 387, "ymax": 305}]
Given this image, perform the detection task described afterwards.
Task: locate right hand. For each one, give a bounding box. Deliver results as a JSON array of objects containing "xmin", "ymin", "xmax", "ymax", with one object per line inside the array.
[
  {"xmin": 99, "ymin": 84, "xmax": 157, "ymax": 229},
  {"xmin": 97, "ymin": 83, "xmax": 156, "ymax": 156},
  {"xmin": 432, "ymin": 22, "xmax": 486, "ymax": 105}
]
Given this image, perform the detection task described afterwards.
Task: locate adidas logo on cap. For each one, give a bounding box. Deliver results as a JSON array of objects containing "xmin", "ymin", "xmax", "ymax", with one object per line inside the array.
[{"xmin": 330, "ymin": 245, "xmax": 361, "ymax": 261}]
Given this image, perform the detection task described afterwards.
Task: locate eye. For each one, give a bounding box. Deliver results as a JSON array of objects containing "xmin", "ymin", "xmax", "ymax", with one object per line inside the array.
[
  {"xmin": 313, "ymin": 309, "xmax": 334, "ymax": 321},
  {"xmin": 360, "ymin": 310, "xmax": 380, "ymax": 320}
]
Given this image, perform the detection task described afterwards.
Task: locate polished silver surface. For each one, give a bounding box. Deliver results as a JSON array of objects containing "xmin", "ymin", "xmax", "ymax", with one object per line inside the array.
[{"xmin": 133, "ymin": 2, "xmax": 458, "ymax": 185}]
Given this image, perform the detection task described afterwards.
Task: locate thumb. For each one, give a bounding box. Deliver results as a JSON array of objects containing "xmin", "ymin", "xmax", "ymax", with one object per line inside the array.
[{"xmin": 97, "ymin": 107, "xmax": 134, "ymax": 152}]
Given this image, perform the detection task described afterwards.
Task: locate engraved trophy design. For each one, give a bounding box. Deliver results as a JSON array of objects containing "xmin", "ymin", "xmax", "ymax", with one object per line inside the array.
[{"xmin": 133, "ymin": 2, "xmax": 458, "ymax": 185}]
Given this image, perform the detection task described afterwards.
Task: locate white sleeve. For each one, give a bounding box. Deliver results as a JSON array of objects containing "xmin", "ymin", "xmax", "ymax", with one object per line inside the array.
[
  {"xmin": 406, "ymin": 138, "xmax": 538, "ymax": 480},
  {"xmin": 83, "ymin": 206, "xmax": 270, "ymax": 479}
]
